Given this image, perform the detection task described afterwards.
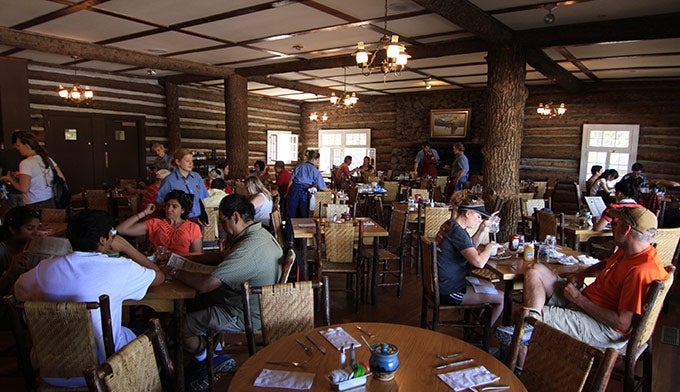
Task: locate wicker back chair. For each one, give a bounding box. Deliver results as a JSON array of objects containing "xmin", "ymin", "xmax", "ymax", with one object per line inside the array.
[
  {"xmin": 533, "ymin": 181, "xmax": 548, "ymax": 199},
  {"xmin": 411, "ymin": 205, "xmax": 451, "ymax": 275},
  {"xmin": 316, "ymin": 220, "xmax": 364, "ymax": 312},
  {"xmin": 507, "ymin": 310, "xmax": 618, "ymax": 392},
  {"xmin": 520, "ymin": 198, "xmax": 551, "ymax": 240},
  {"xmin": 617, "ymin": 265, "xmax": 675, "ymax": 392},
  {"xmin": 381, "ymin": 181, "xmax": 400, "ymax": 203},
  {"xmin": 410, "ymin": 188, "xmax": 429, "ymax": 198},
  {"xmin": 324, "ymin": 203, "xmax": 349, "ymax": 220},
  {"xmin": 4, "ymin": 294, "xmax": 115, "ymax": 390},
  {"xmin": 270, "ymin": 209, "xmax": 285, "ymax": 249},
  {"xmin": 312, "ymin": 191, "xmax": 334, "ymax": 218},
  {"xmin": 653, "ymin": 228, "xmax": 680, "ymax": 267},
  {"xmin": 419, "ymin": 237, "xmax": 492, "ymax": 349},
  {"xmin": 241, "ymin": 277, "xmax": 330, "ymax": 356},
  {"xmin": 83, "ymin": 318, "xmax": 175, "ymax": 392},
  {"xmin": 535, "ymin": 210, "xmax": 566, "ymax": 245},
  {"xmin": 85, "ymin": 189, "xmax": 110, "ymax": 212},
  {"xmin": 40, "ymin": 208, "xmax": 68, "ymax": 223},
  {"xmin": 202, "ymin": 207, "xmax": 219, "ymax": 251},
  {"xmin": 362, "ymin": 207, "xmax": 409, "ymax": 297}
]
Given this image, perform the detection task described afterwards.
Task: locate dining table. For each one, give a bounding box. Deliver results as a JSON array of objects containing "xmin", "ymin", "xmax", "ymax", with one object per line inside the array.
[
  {"xmin": 485, "ymin": 245, "xmax": 595, "ymax": 325},
  {"xmin": 37, "ymin": 222, "xmax": 68, "ymax": 237},
  {"xmin": 291, "ymin": 217, "xmax": 388, "ymax": 305},
  {"xmin": 563, "ymin": 225, "xmax": 613, "ymax": 251},
  {"xmin": 228, "ymin": 321, "xmax": 526, "ymax": 392},
  {"xmin": 124, "ymin": 280, "xmax": 196, "ymax": 392}
]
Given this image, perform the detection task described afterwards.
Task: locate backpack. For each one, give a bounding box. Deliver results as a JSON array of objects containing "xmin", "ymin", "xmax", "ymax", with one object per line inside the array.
[{"xmin": 48, "ymin": 159, "xmax": 71, "ymax": 209}]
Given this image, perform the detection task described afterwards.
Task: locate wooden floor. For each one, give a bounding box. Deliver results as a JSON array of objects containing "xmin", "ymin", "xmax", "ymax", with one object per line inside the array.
[{"xmin": 0, "ymin": 262, "xmax": 677, "ymax": 391}]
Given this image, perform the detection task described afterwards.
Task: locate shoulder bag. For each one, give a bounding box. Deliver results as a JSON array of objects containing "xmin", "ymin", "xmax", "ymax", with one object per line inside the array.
[{"xmin": 47, "ymin": 159, "xmax": 71, "ymax": 209}]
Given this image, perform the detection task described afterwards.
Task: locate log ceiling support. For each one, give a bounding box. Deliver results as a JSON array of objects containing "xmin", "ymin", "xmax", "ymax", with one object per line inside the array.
[
  {"xmin": 225, "ymin": 74, "xmax": 249, "ymax": 179},
  {"xmin": 164, "ymin": 81, "xmax": 181, "ymax": 153},
  {"xmin": 0, "ymin": 26, "xmax": 235, "ymax": 79}
]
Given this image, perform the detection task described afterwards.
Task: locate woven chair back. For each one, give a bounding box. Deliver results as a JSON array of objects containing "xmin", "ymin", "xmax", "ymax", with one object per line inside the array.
[
  {"xmin": 323, "ymin": 221, "xmax": 355, "ymax": 263},
  {"xmin": 411, "ymin": 188, "xmax": 428, "ymax": 198},
  {"xmin": 40, "ymin": 208, "xmax": 67, "ymax": 223},
  {"xmin": 270, "ymin": 210, "xmax": 285, "ymax": 249},
  {"xmin": 348, "ymin": 187, "xmax": 359, "ymax": 204},
  {"xmin": 628, "ymin": 266, "xmax": 675, "ymax": 360},
  {"xmin": 536, "ymin": 210, "xmax": 559, "ymax": 241},
  {"xmin": 523, "ymin": 198, "xmax": 547, "ymax": 216},
  {"xmin": 420, "ymin": 237, "xmax": 439, "ymax": 299},
  {"xmin": 257, "ymin": 280, "xmax": 315, "ymax": 345},
  {"xmin": 534, "ymin": 181, "xmax": 548, "ymax": 199},
  {"xmin": 519, "ymin": 192, "xmax": 535, "ymax": 201},
  {"xmin": 387, "ymin": 208, "xmax": 408, "ymax": 254},
  {"xmin": 202, "ymin": 207, "xmax": 219, "ymax": 244},
  {"xmin": 278, "ymin": 249, "xmax": 296, "ymax": 284},
  {"xmin": 312, "ymin": 192, "xmax": 334, "ymax": 217},
  {"xmin": 325, "ymin": 203, "xmax": 349, "ymax": 220},
  {"xmin": 85, "ymin": 189, "xmax": 109, "ymax": 211},
  {"xmin": 234, "ymin": 181, "xmax": 248, "ymax": 196},
  {"xmin": 23, "ymin": 301, "xmax": 99, "ymax": 378},
  {"xmin": 653, "ymin": 228, "xmax": 680, "ymax": 266},
  {"xmin": 381, "ymin": 181, "xmax": 400, "ymax": 202},
  {"xmin": 424, "ymin": 206, "xmax": 451, "ymax": 238},
  {"xmin": 521, "ymin": 316, "xmax": 618, "ymax": 392}
]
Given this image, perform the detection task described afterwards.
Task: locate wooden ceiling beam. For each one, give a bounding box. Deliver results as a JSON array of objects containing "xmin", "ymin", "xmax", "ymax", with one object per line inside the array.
[
  {"xmin": 0, "ymin": 27, "xmax": 235, "ymax": 79},
  {"xmin": 526, "ymin": 47, "xmax": 583, "ymax": 93},
  {"xmin": 518, "ymin": 12, "xmax": 680, "ymax": 48},
  {"xmin": 249, "ymin": 75, "xmax": 338, "ymax": 98}
]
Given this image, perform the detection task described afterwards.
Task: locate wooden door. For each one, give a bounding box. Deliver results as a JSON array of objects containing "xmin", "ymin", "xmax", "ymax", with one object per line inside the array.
[{"xmin": 44, "ymin": 112, "xmax": 145, "ymax": 192}]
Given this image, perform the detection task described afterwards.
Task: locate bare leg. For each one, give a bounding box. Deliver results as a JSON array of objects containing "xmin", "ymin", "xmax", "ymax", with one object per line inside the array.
[
  {"xmin": 462, "ymin": 280, "xmax": 504, "ymax": 326},
  {"xmin": 523, "ymin": 263, "xmax": 559, "ymax": 311}
]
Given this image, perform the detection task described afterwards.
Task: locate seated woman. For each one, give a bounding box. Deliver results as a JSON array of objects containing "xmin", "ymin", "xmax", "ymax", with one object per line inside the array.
[
  {"xmin": 116, "ymin": 189, "xmax": 202, "ymax": 255},
  {"xmin": 590, "ymin": 169, "xmax": 619, "ymax": 204},
  {"xmin": 245, "ymin": 176, "xmax": 273, "ymax": 228},
  {"xmin": 359, "ymin": 156, "xmax": 375, "ymax": 177},
  {"xmin": 0, "ymin": 206, "xmax": 40, "ymax": 275},
  {"xmin": 436, "ymin": 193, "xmax": 504, "ymax": 326}
]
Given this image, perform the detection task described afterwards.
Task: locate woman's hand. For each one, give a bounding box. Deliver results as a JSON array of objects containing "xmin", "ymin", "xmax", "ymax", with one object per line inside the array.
[{"xmin": 143, "ymin": 203, "xmax": 155, "ymax": 215}]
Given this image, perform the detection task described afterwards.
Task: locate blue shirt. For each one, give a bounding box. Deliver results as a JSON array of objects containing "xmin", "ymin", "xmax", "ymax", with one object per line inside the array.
[
  {"xmin": 290, "ymin": 161, "xmax": 326, "ymax": 189},
  {"xmin": 156, "ymin": 170, "xmax": 209, "ymax": 218},
  {"xmin": 452, "ymin": 152, "xmax": 469, "ymax": 179},
  {"xmin": 414, "ymin": 148, "xmax": 440, "ymax": 163},
  {"xmin": 436, "ymin": 220, "xmax": 474, "ymax": 295}
]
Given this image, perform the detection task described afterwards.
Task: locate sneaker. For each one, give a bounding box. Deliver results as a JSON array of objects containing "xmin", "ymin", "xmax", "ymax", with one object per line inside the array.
[{"xmin": 186, "ymin": 354, "xmax": 236, "ymax": 392}]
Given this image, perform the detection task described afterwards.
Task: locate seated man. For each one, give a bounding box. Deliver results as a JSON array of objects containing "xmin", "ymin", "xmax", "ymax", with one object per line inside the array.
[
  {"xmin": 522, "ymin": 207, "xmax": 667, "ymax": 355},
  {"xmin": 13, "ymin": 210, "xmax": 164, "ymax": 388},
  {"xmin": 165, "ymin": 194, "xmax": 282, "ymax": 389},
  {"xmin": 621, "ymin": 162, "xmax": 649, "ymax": 190}
]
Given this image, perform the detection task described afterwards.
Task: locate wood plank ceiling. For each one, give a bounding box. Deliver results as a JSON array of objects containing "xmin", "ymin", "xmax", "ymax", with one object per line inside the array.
[{"xmin": 1, "ymin": 0, "xmax": 679, "ymax": 102}]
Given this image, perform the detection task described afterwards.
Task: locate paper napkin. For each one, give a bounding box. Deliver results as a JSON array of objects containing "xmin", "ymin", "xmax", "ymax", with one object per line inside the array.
[
  {"xmin": 558, "ymin": 255, "xmax": 579, "ymax": 265},
  {"xmin": 437, "ymin": 365, "xmax": 500, "ymax": 392},
  {"xmin": 253, "ymin": 369, "xmax": 315, "ymax": 390},
  {"xmin": 319, "ymin": 327, "xmax": 361, "ymax": 351},
  {"xmin": 577, "ymin": 254, "xmax": 600, "ymax": 265}
]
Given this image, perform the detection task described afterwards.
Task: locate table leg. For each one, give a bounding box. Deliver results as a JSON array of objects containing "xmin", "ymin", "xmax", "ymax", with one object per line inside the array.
[
  {"xmin": 574, "ymin": 234, "xmax": 582, "ymax": 252},
  {"xmin": 371, "ymin": 237, "xmax": 380, "ymax": 305},
  {"xmin": 175, "ymin": 299, "xmax": 186, "ymax": 392},
  {"xmin": 294, "ymin": 238, "xmax": 308, "ymax": 281},
  {"xmin": 502, "ymin": 280, "xmax": 513, "ymax": 326}
]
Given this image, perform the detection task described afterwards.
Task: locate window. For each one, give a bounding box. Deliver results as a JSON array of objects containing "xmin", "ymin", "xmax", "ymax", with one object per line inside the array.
[
  {"xmin": 579, "ymin": 124, "xmax": 639, "ymax": 183},
  {"xmin": 267, "ymin": 131, "xmax": 299, "ymax": 164},
  {"xmin": 318, "ymin": 128, "xmax": 372, "ymax": 174}
]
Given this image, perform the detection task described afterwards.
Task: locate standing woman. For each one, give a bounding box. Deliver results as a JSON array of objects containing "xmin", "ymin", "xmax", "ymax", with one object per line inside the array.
[
  {"xmin": 285, "ymin": 150, "xmax": 330, "ymax": 243},
  {"xmin": 156, "ymin": 149, "xmax": 209, "ymax": 222},
  {"xmin": 245, "ymin": 176, "xmax": 273, "ymax": 228},
  {"xmin": 0, "ymin": 131, "xmax": 67, "ymax": 209}
]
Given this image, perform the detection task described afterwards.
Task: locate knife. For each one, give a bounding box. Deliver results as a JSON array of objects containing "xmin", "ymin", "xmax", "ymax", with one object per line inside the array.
[
  {"xmin": 306, "ymin": 335, "xmax": 327, "ymax": 354},
  {"xmin": 434, "ymin": 358, "xmax": 474, "ymax": 370}
]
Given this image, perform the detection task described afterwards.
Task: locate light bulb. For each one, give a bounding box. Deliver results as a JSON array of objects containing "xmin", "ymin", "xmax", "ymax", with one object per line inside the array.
[
  {"xmin": 58, "ymin": 86, "xmax": 68, "ymax": 98},
  {"xmin": 355, "ymin": 42, "xmax": 369, "ymax": 65},
  {"xmin": 386, "ymin": 35, "xmax": 400, "ymax": 59},
  {"xmin": 309, "ymin": 112, "xmax": 318, "ymax": 121},
  {"xmin": 330, "ymin": 93, "xmax": 338, "ymax": 105},
  {"xmin": 84, "ymin": 87, "xmax": 93, "ymax": 99}
]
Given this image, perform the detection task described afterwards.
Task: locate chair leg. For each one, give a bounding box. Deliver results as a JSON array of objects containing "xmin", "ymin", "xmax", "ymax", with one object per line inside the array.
[
  {"xmin": 642, "ymin": 346, "xmax": 653, "ymax": 392},
  {"xmin": 420, "ymin": 298, "xmax": 429, "ymax": 328}
]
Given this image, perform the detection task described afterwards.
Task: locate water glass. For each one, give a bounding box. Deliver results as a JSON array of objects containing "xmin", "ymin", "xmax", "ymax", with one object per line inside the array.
[{"xmin": 154, "ymin": 246, "xmax": 171, "ymax": 268}]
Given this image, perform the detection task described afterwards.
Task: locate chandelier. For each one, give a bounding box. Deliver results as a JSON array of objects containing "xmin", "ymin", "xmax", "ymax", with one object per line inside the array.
[
  {"xmin": 353, "ymin": 0, "xmax": 409, "ymax": 78},
  {"xmin": 329, "ymin": 67, "xmax": 358, "ymax": 109},
  {"xmin": 537, "ymin": 102, "xmax": 566, "ymax": 118},
  {"xmin": 309, "ymin": 112, "xmax": 328, "ymax": 122},
  {"xmin": 57, "ymin": 57, "xmax": 93, "ymax": 103}
]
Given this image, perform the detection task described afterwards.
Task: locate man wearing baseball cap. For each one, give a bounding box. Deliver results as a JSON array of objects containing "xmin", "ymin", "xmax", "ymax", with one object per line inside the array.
[{"xmin": 522, "ymin": 206, "xmax": 668, "ymax": 351}]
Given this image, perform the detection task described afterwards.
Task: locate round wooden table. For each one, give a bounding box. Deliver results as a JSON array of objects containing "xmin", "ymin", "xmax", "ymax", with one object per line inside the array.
[{"xmin": 228, "ymin": 322, "xmax": 526, "ymax": 391}]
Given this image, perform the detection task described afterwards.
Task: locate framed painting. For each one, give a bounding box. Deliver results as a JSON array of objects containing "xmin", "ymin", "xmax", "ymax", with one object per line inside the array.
[{"xmin": 430, "ymin": 108, "xmax": 471, "ymax": 138}]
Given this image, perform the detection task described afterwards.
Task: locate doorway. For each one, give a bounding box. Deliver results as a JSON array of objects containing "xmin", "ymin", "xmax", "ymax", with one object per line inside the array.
[{"xmin": 44, "ymin": 112, "xmax": 146, "ymax": 192}]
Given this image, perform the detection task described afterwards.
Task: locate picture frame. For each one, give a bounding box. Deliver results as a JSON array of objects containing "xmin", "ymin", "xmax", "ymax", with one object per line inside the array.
[{"xmin": 430, "ymin": 108, "xmax": 471, "ymax": 139}]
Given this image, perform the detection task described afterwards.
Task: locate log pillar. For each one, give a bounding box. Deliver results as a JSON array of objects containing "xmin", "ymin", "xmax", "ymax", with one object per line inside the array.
[
  {"xmin": 164, "ymin": 81, "xmax": 181, "ymax": 154},
  {"xmin": 482, "ymin": 42, "xmax": 528, "ymax": 242},
  {"xmin": 225, "ymin": 74, "xmax": 249, "ymax": 179}
]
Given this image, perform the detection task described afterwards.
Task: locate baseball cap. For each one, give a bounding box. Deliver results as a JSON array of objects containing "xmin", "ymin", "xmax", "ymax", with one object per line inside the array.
[
  {"xmin": 155, "ymin": 169, "xmax": 170, "ymax": 180},
  {"xmin": 608, "ymin": 207, "xmax": 657, "ymax": 237},
  {"xmin": 209, "ymin": 168, "xmax": 224, "ymax": 179},
  {"xmin": 459, "ymin": 197, "xmax": 491, "ymax": 218}
]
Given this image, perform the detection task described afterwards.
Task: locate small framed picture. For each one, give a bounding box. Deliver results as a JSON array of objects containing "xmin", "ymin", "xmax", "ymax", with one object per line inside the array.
[{"xmin": 430, "ymin": 108, "xmax": 471, "ymax": 138}]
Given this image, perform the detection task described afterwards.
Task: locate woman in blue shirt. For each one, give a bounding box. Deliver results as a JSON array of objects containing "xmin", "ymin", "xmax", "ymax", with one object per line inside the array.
[
  {"xmin": 285, "ymin": 150, "xmax": 330, "ymax": 243},
  {"xmin": 436, "ymin": 194, "xmax": 504, "ymax": 326},
  {"xmin": 156, "ymin": 149, "xmax": 209, "ymax": 221}
]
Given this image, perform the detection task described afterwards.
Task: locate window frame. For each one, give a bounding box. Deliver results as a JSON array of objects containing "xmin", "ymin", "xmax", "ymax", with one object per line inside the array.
[{"xmin": 579, "ymin": 123, "xmax": 640, "ymax": 184}]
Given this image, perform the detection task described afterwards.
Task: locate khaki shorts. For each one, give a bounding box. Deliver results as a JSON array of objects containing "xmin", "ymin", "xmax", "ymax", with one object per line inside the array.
[
  {"xmin": 542, "ymin": 278, "xmax": 627, "ymax": 351},
  {"xmin": 185, "ymin": 305, "xmax": 241, "ymax": 338}
]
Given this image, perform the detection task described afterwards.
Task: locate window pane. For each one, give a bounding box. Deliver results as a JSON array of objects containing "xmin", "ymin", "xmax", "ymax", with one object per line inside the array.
[
  {"xmin": 589, "ymin": 131, "xmax": 602, "ymax": 147},
  {"xmin": 346, "ymin": 133, "xmax": 366, "ymax": 146},
  {"xmin": 322, "ymin": 134, "xmax": 341, "ymax": 146},
  {"xmin": 602, "ymin": 131, "xmax": 617, "ymax": 147},
  {"xmin": 615, "ymin": 131, "xmax": 630, "ymax": 148}
]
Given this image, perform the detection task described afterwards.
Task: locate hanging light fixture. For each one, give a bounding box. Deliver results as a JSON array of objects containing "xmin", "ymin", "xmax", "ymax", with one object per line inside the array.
[
  {"xmin": 353, "ymin": 0, "xmax": 410, "ymax": 79},
  {"xmin": 425, "ymin": 77, "xmax": 432, "ymax": 90},
  {"xmin": 543, "ymin": 3, "xmax": 557, "ymax": 24},
  {"xmin": 329, "ymin": 67, "xmax": 358, "ymax": 109},
  {"xmin": 537, "ymin": 102, "xmax": 567, "ymax": 118},
  {"xmin": 57, "ymin": 56, "xmax": 94, "ymax": 103},
  {"xmin": 309, "ymin": 112, "xmax": 329, "ymax": 122}
]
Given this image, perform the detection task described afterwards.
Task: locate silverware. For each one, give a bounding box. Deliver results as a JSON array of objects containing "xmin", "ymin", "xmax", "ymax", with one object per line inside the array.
[
  {"xmin": 434, "ymin": 358, "xmax": 474, "ymax": 370},
  {"xmin": 470, "ymin": 385, "xmax": 510, "ymax": 392},
  {"xmin": 356, "ymin": 325, "xmax": 377, "ymax": 338},
  {"xmin": 266, "ymin": 360, "xmax": 309, "ymax": 368},
  {"xmin": 438, "ymin": 352, "xmax": 464, "ymax": 360},
  {"xmin": 295, "ymin": 338, "xmax": 313, "ymax": 356},
  {"xmin": 306, "ymin": 335, "xmax": 326, "ymax": 354},
  {"xmin": 359, "ymin": 335, "xmax": 371, "ymax": 349}
]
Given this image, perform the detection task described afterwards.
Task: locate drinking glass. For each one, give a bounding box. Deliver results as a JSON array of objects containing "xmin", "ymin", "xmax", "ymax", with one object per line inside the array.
[
  {"xmin": 154, "ymin": 246, "xmax": 171, "ymax": 268},
  {"xmin": 488, "ymin": 216, "xmax": 501, "ymax": 242}
]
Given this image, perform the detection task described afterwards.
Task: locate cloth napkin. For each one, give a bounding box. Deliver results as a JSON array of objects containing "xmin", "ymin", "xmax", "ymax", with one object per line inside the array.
[
  {"xmin": 578, "ymin": 254, "xmax": 600, "ymax": 265},
  {"xmin": 253, "ymin": 369, "xmax": 315, "ymax": 390},
  {"xmin": 319, "ymin": 327, "xmax": 361, "ymax": 351},
  {"xmin": 437, "ymin": 365, "xmax": 500, "ymax": 392}
]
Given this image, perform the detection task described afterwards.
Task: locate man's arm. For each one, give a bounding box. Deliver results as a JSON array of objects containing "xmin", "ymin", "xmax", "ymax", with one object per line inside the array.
[
  {"xmin": 563, "ymin": 283, "xmax": 635, "ymax": 333},
  {"xmin": 108, "ymin": 235, "xmax": 165, "ymax": 286},
  {"xmin": 174, "ymin": 270, "xmax": 222, "ymax": 294}
]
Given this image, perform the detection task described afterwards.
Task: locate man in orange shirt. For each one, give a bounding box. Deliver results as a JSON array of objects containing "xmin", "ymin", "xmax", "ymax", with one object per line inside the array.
[{"xmin": 523, "ymin": 207, "xmax": 667, "ymax": 350}]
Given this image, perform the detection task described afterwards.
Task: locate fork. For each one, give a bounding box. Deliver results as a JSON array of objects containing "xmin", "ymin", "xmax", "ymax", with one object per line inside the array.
[
  {"xmin": 266, "ymin": 360, "xmax": 309, "ymax": 368},
  {"xmin": 438, "ymin": 352, "xmax": 464, "ymax": 360},
  {"xmin": 296, "ymin": 338, "xmax": 313, "ymax": 356}
]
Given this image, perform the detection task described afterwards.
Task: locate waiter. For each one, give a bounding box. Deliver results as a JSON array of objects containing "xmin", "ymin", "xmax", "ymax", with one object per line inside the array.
[
  {"xmin": 413, "ymin": 142, "xmax": 440, "ymax": 179},
  {"xmin": 446, "ymin": 142, "xmax": 469, "ymax": 198}
]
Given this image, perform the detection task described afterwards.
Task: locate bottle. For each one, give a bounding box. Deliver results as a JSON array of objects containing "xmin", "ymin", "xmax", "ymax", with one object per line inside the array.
[
  {"xmin": 523, "ymin": 242, "xmax": 535, "ymax": 262},
  {"xmin": 537, "ymin": 243, "xmax": 549, "ymax": 263}
]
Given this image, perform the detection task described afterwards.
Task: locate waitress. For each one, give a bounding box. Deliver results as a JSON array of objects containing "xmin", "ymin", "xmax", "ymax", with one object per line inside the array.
[
  {"xmin": 412, "ymin": 142, "xmax": 440, "ymax": 179},
  {"xmin": 155, "ymin": 149, "xmax": 209, "ymax": 222},
  {"xmin": 285, "ymin": 150, "xmax": 330, "ymax": 244}
]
